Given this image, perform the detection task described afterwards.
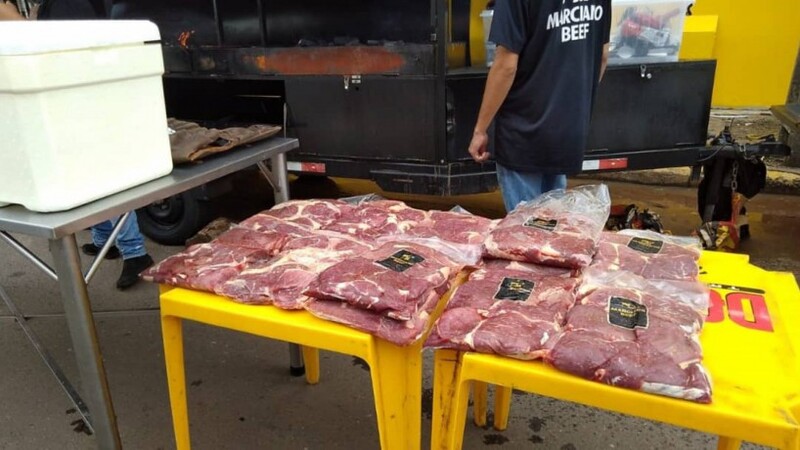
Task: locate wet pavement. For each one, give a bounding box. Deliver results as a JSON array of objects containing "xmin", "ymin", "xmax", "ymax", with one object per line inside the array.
[{"xmin": 0, "ymin": 177, "xmax": 797, "ymax": 449}]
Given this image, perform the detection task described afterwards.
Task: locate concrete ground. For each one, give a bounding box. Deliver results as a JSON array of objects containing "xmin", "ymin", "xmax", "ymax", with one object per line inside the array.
[{"xmin": 1, "ymin": 177, "xmax": 798, "ymax": 450}]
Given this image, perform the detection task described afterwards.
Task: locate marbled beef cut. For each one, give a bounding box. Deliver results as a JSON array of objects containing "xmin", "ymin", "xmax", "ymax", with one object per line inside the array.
[
  {"xmin": 407, "ymin": 210, "xmax": 494, "ymax": 246},
  {"xmin": 259, "ymin": 199, "xmax": 354, "ymax": 229},
  {"xmin": 141, "ymin": 243, "xmax": 273, "ymax": 293},
  {"xmin": 321, "ymin": 200, "xmax": 427, "ymax": 242},
  {"xmin": 484, "ymin": 185, "xmax": 610, "ymax": 268},
  {"xmin": 304, "ymin": 239, "xmax": 470, "ymax": 321},
  {"xmin": 546, "ymin": 268, "xmax": 712, "ymax": 403},
  {"xmin": 591, "ymin": 230, "xmax": 701, "ymax": 280},
  {"xmin": 425, "ymin": 266, "xmax": 579, "ymax": 359},
  {"xmin": 217, "ymin": 233, "xmax": 372, "ymax": 309}
]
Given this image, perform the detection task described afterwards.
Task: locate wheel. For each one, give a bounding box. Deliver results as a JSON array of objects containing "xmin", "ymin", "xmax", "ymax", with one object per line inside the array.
[{"xmin": 137, "ymin": 188, "xmax": 213, "ymax": 246}]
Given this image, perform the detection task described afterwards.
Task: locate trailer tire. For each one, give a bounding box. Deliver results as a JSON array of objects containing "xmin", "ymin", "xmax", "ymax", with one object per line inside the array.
[{"xmin": 137, "ymin": 188, "xmax": 213, "ymax": 246}]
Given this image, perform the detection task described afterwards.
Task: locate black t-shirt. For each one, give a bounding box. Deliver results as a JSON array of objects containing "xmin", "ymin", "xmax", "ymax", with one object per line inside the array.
[{"xmin": 489, "ymin": 0, "xmax": 611, "ymax": 175}]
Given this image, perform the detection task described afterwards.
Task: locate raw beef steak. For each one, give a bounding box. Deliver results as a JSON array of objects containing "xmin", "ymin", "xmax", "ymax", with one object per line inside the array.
[
  {"xmin": 304, "ymin": 240, "xmax": 466, "ymax": 321},
  {"xmin": 425, "ymin": 267, "xmax": 579, "ymax": 359},
  {"xmin": 305, "ymin": 276, "xmax": 445, "ymax": 346},
  {"xmin": 260, "ymin": 199, "xmax": 354, "ymax": 229},
  {"xmin": 322, "ymin": 200, "xmax": 427, "ymax": 242},
  {"xmin": 484, "ymin": 185, "xmax": 610, "ymax": 268},
  {"xmin": 141, "ymin": 243, "xmax": 273, "ymax": 293},
  {"xmin": 546, "ymin": 268, "xmax": 712, "ymax": 403},
  {"xmin": 407, "ymin": 210, "xmax": 494, "ymax": 246},
  {"xmin": 591, "ymin": 230, "xmax": 701, "ymax": 280},
  {"xmin": 213, "ymin": 226, "xmax": 290, "ymax": 254},
  {"xmin": 481, "ymin": 259, "xmax": 576, "ymax": 278},
  {"xmin": 218, "ymin": 233, "xmax": 372, "ymax": 309}
]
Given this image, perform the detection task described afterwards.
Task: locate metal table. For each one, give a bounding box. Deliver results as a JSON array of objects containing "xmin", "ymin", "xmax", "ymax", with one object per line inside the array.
[{"xmin": 0, "ymin": 138, "xmax": 298, "ymax": 449}]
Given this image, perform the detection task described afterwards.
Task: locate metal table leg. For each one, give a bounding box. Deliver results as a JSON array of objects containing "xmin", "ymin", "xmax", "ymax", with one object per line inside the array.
[
  {"xmin": 50, "ymin": 235, "xmax": 121, "ymax": 449},
  {"xmin": 263, "ymin": 150, "xmax": 306, "ymax": 376}
]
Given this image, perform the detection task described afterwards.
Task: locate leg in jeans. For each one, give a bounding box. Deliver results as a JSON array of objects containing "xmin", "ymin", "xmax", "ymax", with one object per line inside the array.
[
  {"xmin": 92, "ymin": 212, "xmax": 146, "ymax": 260},
  {"xmin": 496, "ymin": 163, "xmax": 545, "ymax": 212},
  {"xmin": 541, "ymin": 173, "xmax": 567, "ymax": 192},
  {"xmin": 497, "ymin": 163, "xmax": 568, "ymax": 212}
]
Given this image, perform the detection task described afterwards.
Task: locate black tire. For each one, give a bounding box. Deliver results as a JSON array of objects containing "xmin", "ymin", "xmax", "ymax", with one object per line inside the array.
[{"xmin": 137, "ymin": 189, "xmax": 213, "ymax": 246}]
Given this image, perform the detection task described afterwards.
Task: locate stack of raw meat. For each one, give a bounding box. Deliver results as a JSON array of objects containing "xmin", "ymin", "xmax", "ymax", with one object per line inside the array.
[
  {"xmin": 424, "ymin": 184, "xmax": 713, "ymax": 402},
  {"xmin": 591, "ymin": 229, "xmax": 702, "ymax": 280},
  {"xmin": 304, "ymin": 239, "xmax": 479, "ymax": 345},
  {"xmin": 143, "ymin": 198, "xmax": 490, "ymax": 345},
  {"xmin": 546, "ymin": 268, "xmax": 712, "ymax": 402},
  {"xmin": 484, "ymin": 185, "xmax": 611, "ymax": 268},
  {"xmin": 426, "ymin": 260, "xmax": 579, "ymax": 359}
]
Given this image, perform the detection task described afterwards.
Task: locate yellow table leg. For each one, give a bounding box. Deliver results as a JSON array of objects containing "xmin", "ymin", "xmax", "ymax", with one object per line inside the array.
[
  {"xmin": 472, "ymin": 381, "xmax": 488, "ymax": 427},
  {"xmin": 493, "ymin": 385, "xmax": 512, "ymax": 431},
  {"xmin": 431, "ymin": 350, "xmax": 471, "ymax": 450},
  {"xmin": 369, "ymin": 339, "xmax": 423, "ymax": 450},
  {"xmin": 301, "ymin": 346, "xmax": 320, "ymax": 385},
  {"xmin": 717, "ymin": 437, "xmax": 742, "ymax": 450},
  {"xmin": 161, "ymin": 315, "xmax": 191, "ymax": 450}
]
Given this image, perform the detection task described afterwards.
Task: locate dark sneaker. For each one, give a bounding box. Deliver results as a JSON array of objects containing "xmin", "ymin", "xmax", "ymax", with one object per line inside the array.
[
  {"xmin": 81, "ymin": 243, "xmax": 121, "ymax": 260},
  {"xmin": 116, "ymin": 255, "xmax": 155, "ymax": 290}
]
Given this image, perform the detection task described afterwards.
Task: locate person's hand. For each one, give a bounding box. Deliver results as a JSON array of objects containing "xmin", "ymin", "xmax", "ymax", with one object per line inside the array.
[
  {"xmin": 0, "ymin": 1, "xmax": 25, "ymax": 20},
  {"xmin": 468, "ymin": 130, "xmax": 490, "ymax": 163}
]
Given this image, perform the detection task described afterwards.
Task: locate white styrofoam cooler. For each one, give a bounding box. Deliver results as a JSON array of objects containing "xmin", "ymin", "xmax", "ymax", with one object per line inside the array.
[
  {"xmin": 0, "ymin": 21, "xmax": 173, "ymax": 212},
  {"xmin": 608, "ymin": 0, "xmax": 692, "ymax": 66}
]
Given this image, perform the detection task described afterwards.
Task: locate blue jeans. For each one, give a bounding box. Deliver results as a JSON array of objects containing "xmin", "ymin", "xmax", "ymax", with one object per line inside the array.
[
  {"xmin": 496, "ymin": 163, "xmax": 567, "ymax": 212},
  {"xmin": 91, "ymin": 211, "xmax": 147, "ymax": 260}
]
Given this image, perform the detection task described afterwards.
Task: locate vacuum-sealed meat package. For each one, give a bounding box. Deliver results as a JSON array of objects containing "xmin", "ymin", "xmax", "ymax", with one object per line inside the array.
[
  {"xmin": 304, "ymin": 238, "xmax": 477, "ymax": 321},
  {"xmin": 322, "ymin": 200, "xmax": 427, "ymax": 242},
  {"xmin": 217, "ymin": 233, "xmax": 372, "ymax": 309},
  {"xmin": 485, "ymin": 185, "xmax": 611, "ymax": 268},
  {"xmin": 591, "ymin": 230, "xmax": 702, "ymax": 280},
  {"xmin": 141, "ymin": 243, "xmax": 273, "ymax": 293},
  {"xmin": 259, "ymin": 199, "xmax": 354, "ymax": 229},
  {"xmin": 425, "ymin": 266, "xmax": 579, "ymax": 359},
  {"xmin": 546, "ymin": 268, "xmax": 712, "ymax": 403}
]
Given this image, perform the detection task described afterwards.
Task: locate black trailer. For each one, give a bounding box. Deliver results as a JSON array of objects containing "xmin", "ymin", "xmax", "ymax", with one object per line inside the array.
[{"xmin": 111, "ymin": 0, "xmax": 783, "ymax": 244}]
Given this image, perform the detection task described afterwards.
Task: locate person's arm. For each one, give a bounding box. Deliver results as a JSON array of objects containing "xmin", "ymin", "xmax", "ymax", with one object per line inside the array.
[
  {"xmin": 599, "ymin": 43, "xmax": 609, "ymax": 81},
  {"xmin": 0, "ymin": 1, "xmax": 25, "ymax": 20},
  {"xmin": 468, "ymin": 46, "xmax": 519, "ymax": 163}
]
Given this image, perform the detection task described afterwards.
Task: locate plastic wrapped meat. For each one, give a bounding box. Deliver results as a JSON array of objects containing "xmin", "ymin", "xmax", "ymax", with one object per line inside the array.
[
  {"xmin": 591, "ymin": 230, "xmax": 702, "ymax": 280},
  {"xmin": 217, "ymin": 233, "xmax": 372, "ymax": 309},
  {"xmin": 259, "ymin": 199, "xmax": 354, "ymax": 229},
  {"xmin": 141, "ymin": 243, "xmax": 273, "ymax": 293},
  {"xmin": 546, "ymin": 268, "xmax": 712, "ymax": 403},
  {"xmin": 425, "ymin": 266, "xmax": 579, "ymax": 359},
  {"xmin": 406, "ymin": 210, "xmax": 495, "ymax": 246},
  {"xmin": 212, "ymin": 226, "xmax": 291, "ymax": 255},
  {"xmin": 304, "ymin": 239, "xmax": 474, "ymax": 321},
  {"xmin": 322, "ymin": 200, "xmax": 427, "ymax": 242},
  {"xmin": 484, "ymin": 185, "xmax": 611, "ymax": 269}
]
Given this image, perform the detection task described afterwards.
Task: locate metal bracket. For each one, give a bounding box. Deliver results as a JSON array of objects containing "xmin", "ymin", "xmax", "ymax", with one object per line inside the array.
[
  {"xmin": 640, "ymin": 65, "xmax": 653, "ymax": 80},
  {"xmin": 0, "ymin": 284, "xmax": 94, "ymax": 434},
  {"xmin": 84, "ymin": 212, "xmax": 131, "ymax": 285},
  {"xmin": 0, "ymin": 231, "xmax": 58, "ymax": 281},
  {"xmin": 257, "ymin": 160, "xmax": 281, "ymax": 194}
]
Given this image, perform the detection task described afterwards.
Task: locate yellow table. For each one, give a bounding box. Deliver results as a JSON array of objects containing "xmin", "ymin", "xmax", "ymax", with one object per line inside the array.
[
  {"xmin": 432, "ymin": 251, "xmax": 800, "ymax": 450},
  {"xmin": 159, "ymin": 273, "xmax": 465, "ymax": 450}
]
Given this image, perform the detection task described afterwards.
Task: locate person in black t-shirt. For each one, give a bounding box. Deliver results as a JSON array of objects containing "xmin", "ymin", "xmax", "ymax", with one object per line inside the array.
[{"xmin": 469, "ymin": 0, "xmax": 611, "ymax": 212}]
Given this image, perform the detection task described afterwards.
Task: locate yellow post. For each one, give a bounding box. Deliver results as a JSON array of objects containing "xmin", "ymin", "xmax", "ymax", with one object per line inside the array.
[
  {"xmin": 301, "ymin": 346, "xmax": 320, "ymax": 385},
  {"xmin": 161, "ymin": 315, "xmax": 191, "ymax": 450},
  {"xmin": 472, "ymin": 381, "xmax": 489, "ymax": 427},
  {"xmin": 716, "ymin": 437, "xmax": 742, "ymax": 450},
  {"xmin": 369, "ymin": 339, "xmax": 423, "ymax": 450},
  {"xmin": 493, "ymin": 385, "xmax": 513, "ymax": 431}
]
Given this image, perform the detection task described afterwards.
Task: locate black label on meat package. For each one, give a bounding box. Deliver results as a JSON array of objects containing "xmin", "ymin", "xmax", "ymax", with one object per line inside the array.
[
  {"xmin": 607, "ymin": 297, "xmax": 648, "ymax": 329},
  {"xmin": 627, "ymin": 237, "xmax": 664, "ymax": 254},
  {"xmin": 523, "ymin": 217, "xmax": 558, "ymax": 231},
  {"xmin": 376, "ymin": 250, "xmax": 425, "ymax": 272},
  {"xmin": 494, "ymin": 277, "xmax": 535, "ymax": 301}
]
